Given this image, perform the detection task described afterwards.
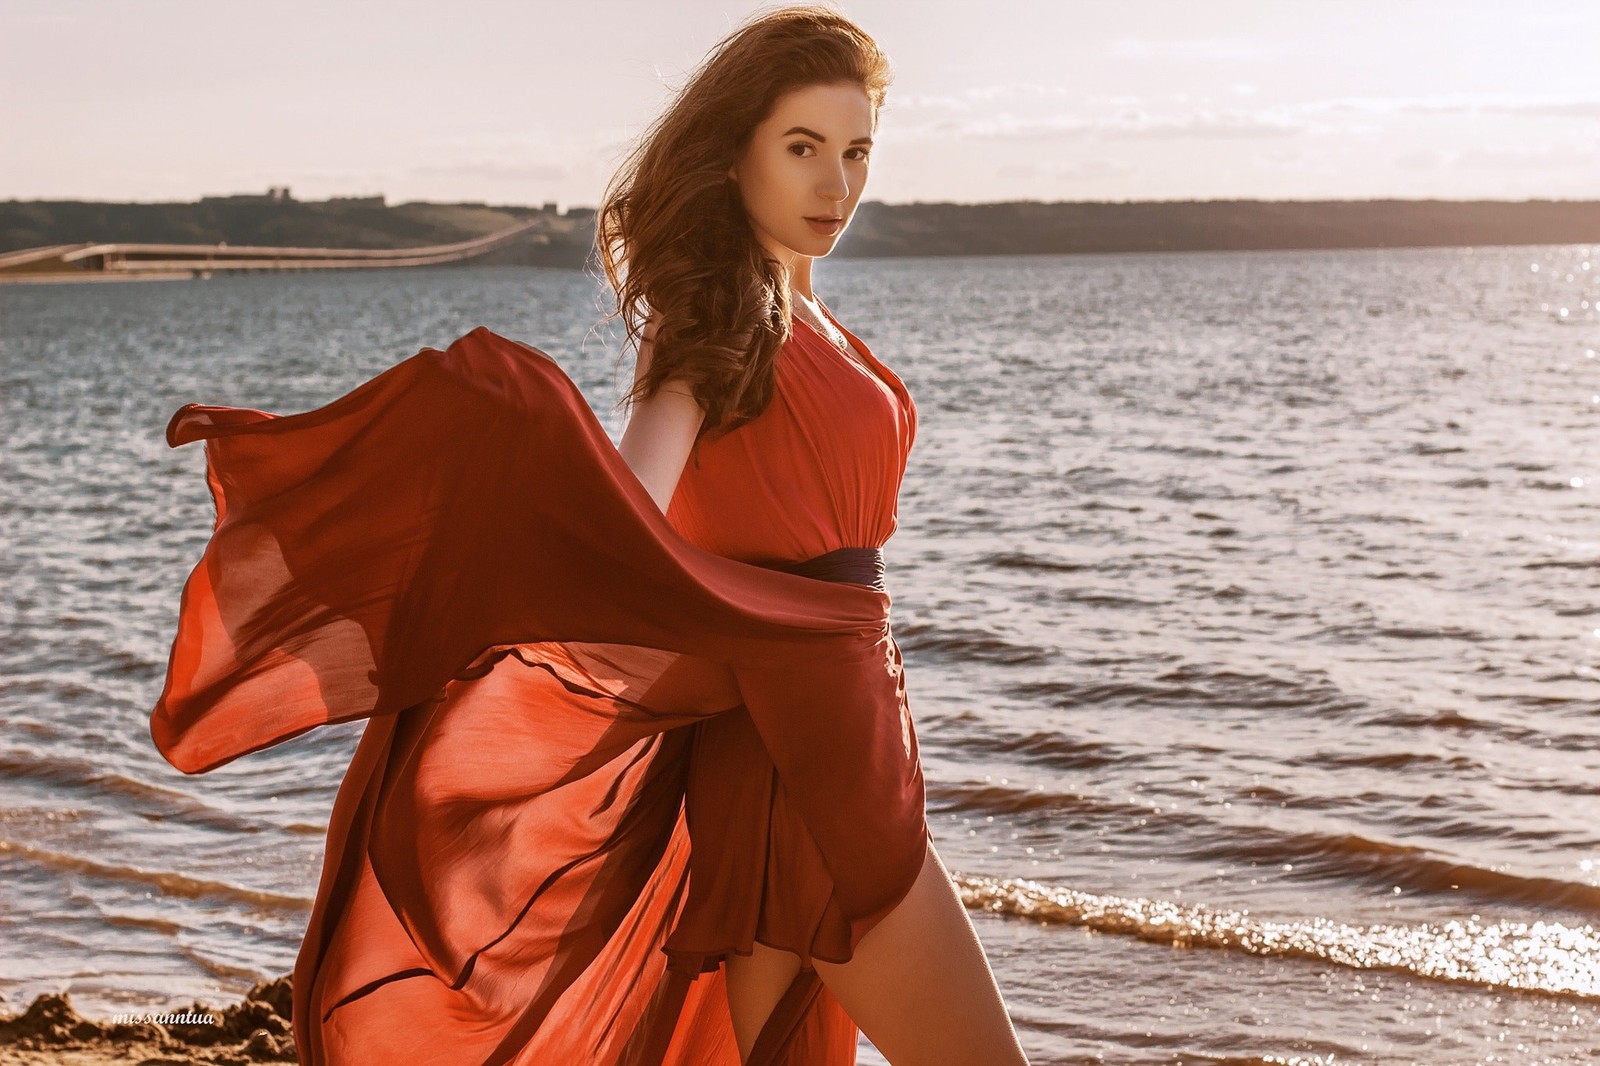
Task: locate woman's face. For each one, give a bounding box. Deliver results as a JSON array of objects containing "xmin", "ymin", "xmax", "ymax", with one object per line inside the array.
[{"xmin": 728, "ymin": 81, "xmax": 874, "ymax": 269}]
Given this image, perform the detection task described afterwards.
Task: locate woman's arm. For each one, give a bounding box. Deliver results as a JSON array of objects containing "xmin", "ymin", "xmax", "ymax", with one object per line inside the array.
[{"xmin": 617, "ymin": 316, "xmax": 706, "ymax": 514}]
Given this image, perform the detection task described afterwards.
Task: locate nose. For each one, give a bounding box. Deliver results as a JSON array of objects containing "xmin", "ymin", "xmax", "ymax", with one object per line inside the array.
[{"xmin": 816, "ymin": 158, "xmax": 849, "ymax": 206}]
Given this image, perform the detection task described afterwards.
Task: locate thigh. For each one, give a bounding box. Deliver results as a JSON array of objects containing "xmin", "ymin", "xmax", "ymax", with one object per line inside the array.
[
  {"xmin": 724, "ymin": 939, "xmax": 804, "ymax": 1062},
  {"xmin": 811, "ymin": 839, "xmax": 1031, "ymax": 1066}
]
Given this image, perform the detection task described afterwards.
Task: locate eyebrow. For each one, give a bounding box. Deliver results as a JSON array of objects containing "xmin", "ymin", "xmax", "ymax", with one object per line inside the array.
[{"xmin": 781, "ymin": 125, "xmax": 874, "ymax": 146}]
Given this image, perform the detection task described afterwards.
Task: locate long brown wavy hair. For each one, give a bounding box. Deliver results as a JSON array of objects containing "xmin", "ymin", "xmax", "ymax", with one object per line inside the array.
[{"xmin": 596, "ymin": 5, "xmax": 891, "ymax": 449}]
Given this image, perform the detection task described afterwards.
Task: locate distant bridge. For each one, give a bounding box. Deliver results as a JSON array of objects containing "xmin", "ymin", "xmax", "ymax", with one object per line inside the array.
[{"xmin": 0, "ymin": 219, "xmax": 550, "ymax": 283}]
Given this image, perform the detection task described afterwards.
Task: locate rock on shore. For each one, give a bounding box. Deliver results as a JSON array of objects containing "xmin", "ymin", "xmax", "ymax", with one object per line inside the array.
[{"xmin": 0, "ymin": 975, "xmax": 297, "ymax": 1065}]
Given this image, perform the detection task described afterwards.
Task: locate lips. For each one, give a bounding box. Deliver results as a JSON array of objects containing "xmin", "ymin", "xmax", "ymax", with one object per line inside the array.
[{"xmin": 804, "ymin": 216, "xmax": 843, "ymax": 236}]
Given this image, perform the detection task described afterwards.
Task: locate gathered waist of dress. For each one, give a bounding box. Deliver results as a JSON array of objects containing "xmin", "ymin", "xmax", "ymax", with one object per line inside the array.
[{"xmin": 766, "ymin": 546, "xmax": 885, "ymax": 591}]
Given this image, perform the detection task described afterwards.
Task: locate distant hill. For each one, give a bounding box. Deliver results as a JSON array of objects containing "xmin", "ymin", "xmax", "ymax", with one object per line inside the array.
[
  {"xmin": 838, "ymin": 199, "xmax": 1600, "ymax": 256},
  {"xmin": 0, "ymin": 196, "xmax": 594, "ymax": 268},
  {"xmin": 3, "ymin": 195, "xmax": 1596, "ymax": 268}
]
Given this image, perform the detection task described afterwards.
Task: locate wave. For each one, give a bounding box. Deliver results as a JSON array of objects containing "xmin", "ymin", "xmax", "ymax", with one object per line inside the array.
[
  {"xmin": 1189, "ymin": 1056, "xmax": 1341, "ymax": 1066},
  {"xmin": 1007, "ymin": 663, "xmax": 1366, "ymax": 718},
  {"xmin": 0, "ymin": 748, "xmax": 264, "ymax": 835},
  {"xmin": 1370, "ymin": 708, "xmax": 1600, "ymax": 752},
  {"xmin": 1293, "ymin": 748, "xmax": 1484, "ymax": 774},
  {"xmin": 892, "ymin": 621, "xmax": 1053, "ymax": 665},
  {"xmin": 1308, "ymin": 621, "xmax": 1491, "ymax": 643},
  {"xmin": 926, "ymin": 781, "xmax": 1206, "ymax": 831},
  {"xmin": 0, "ymin": 839, "xmax": 311, "ymax": 913},
  {"xmin": 102, "ymin": 913, "xmax": 185, "ymax": 936},
  {"xmin": 981, "ymin": 550, "xmax": 1094, "ymax": 574},
  {"xmin": 1193, "ymin": 826, "xmax": 1600, "ymax": 914},
  {"xmin": 176, "ymin": 943, "xmax": 278, "ymax": 984},
  {"xmin": 930, "ymin": 778, "xmax": 1599, "ymax": 913},
  {"xmin": 1522, "ymin": 557, "xmax": 1599, "ymax": 571},
  {"xmin": 955, "ymin": 873, "xmax": 1600, "ymax": 1000},
  {"xmin": 937, "ymin": 728, "xmax": 1128, "ymax": 772}
]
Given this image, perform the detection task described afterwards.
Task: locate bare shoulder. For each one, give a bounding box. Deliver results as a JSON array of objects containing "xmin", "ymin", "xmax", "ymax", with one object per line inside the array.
[
  {"xmin": 619, "ymin": 311, "xmax": 705, "ymax": 513},
  {"xmin": 634, "ymin": 311, "xmax": 699, "ymax": 407},
  {"xmin": 631, "ymin": 310, "xmax": 662, "ymax": 382}
]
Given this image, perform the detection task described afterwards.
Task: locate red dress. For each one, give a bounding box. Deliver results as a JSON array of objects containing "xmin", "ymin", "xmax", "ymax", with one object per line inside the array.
[{"xmin": 150, "ymin": 304, "xmax": 926, "ymax": 1065}]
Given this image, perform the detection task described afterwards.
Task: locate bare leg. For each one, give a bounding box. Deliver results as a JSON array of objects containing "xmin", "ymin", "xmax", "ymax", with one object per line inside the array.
[
  {"xmin": 812, "ymin": 837, "xmax": 1030, "ymax": 1066},
  {"xmin": 724, "ymin": 939, "xmax": 803, "ymax": 1062}
]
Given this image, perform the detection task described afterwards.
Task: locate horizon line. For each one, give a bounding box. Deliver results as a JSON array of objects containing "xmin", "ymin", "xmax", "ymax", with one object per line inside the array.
[{"xmin": 5, "ymin": 193, "xmax": 1600, "ymax": 210}]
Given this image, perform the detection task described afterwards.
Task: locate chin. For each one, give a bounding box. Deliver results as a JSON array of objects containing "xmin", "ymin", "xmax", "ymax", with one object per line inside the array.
[
  {"xmin": 765, "ymin": 217, "xmax": 847, "ymax": 259},
  {"xmin": 803, "ymin": 229, "xmax": 845, "ymax": 253},
  {"xmin": 776, "ymin": 234, "xmax": 837, "ymax": 260}
]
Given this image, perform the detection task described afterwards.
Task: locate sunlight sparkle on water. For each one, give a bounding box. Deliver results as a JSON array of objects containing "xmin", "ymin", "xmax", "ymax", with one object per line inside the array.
[{"xmin": 958, "ymin": 875, "xmax": 1600, "ymax": 998}]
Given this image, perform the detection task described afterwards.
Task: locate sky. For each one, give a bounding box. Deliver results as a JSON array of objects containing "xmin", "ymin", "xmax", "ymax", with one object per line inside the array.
[{"xmin": 2, "ymin": 0, "xmax": 1596, "ymax": 207}]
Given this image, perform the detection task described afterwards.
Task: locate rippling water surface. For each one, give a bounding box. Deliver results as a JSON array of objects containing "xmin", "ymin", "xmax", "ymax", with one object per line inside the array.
[{"xmin": 2, "ymin": 245, "xmax": 1598, "ymax": 1064}]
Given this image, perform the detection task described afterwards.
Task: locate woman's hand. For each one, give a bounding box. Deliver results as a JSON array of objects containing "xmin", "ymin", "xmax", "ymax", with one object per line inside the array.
[{"xmin": 617, "ymin": 315, "xmax": 706, "ymax": 514}]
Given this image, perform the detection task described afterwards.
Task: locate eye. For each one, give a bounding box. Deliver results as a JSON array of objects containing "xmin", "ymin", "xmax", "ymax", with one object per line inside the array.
[
  {"xmin": 787, "ymin": 142, "xmax": 815, "ymax": 157},
  {"xmin": 847, "ymin": 147, "xmax": 871, "ymax": 162}
]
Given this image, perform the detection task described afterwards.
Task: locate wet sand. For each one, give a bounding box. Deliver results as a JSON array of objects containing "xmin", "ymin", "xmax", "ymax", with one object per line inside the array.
[{"xmin": 0, "ymin": 976, "xmax": 296, "ymax": 1065}]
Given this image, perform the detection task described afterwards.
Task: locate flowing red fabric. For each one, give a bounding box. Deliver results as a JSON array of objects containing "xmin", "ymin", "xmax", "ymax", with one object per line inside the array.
[{"xmin": 149, "ymin": 310, "xmax": 927, "ymax": 1065}]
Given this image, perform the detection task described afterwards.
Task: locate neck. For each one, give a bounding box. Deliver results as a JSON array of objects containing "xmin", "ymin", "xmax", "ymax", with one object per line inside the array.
[
  {"xmin": 790, "ymin": 265, "xmax": 816, "ymax": 305},
  {"xmin": 751, "ymin": 231, "xmax": 815, "ymax": 303}
]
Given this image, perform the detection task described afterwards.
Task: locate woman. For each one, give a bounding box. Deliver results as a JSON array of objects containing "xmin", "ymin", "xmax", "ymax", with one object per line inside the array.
[
  {"xmin": 150, "ymin": 6, "xmax": 1029, "ymax": 1064},
  {"xmin": 603, "ymin": 9, "xmax": 1029, "ymax": 1063}
]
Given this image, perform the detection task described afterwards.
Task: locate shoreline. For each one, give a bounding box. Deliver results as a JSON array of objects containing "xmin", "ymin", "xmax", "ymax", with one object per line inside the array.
[
  {"xmin": 3, "ymin": 196, "xmax": 1596, "ymax": 273},
  {"xmin": 0, "ymin": 976, "xmax": 296, "ymax": 1065}
]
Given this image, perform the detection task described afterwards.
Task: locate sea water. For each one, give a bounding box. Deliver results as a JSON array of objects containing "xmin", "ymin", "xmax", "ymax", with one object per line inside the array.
[{"xmin": 2, "ymin": 245, "xmax": 1597, "ymax": 1064}]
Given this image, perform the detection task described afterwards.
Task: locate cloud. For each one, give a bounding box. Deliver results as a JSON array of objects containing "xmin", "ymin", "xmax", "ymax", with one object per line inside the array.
[
  {"xmin": 895, "ymin": 83, "xmax": 1089, "ymax": 113},
  {"xmin": 885, "ymin": 88, "xmax": 1600, "ymax": 155},
  {"xmin": 1481, "ymin": 101, "xmax": 1600, "ymax": 119},
  {"xmin": 1452, "ymin": 142, "xmax": 1600, "ymax": 168},
  {"xmin": 1387, "ymin": 141, "xmax": 1600, "ymax": 175},
  {"xmin": 1109, "ymin": 37, "xmax": 1276, "ymax": 62},
  {"xmin": 407, "ymin": 160, "xmax": 571, "ymax": 183},
  {"xmin": 905, "ymin": 107, "xmax": 1303, "ymax": 141},
  {"xmin": 892, "ymin": 91, "xmax": 979, "ymax": 113},
  {"xmin": 1395, "ymin": 150, "xmax": 1445, "ymax": 171},
  {"xmin": 1259, "ymin": 148, "xmax": 1307, "ymax": 166},
  {"xmin": 998, "ymin": 159, "xmax": 1137, "ymax": 182},
  {"xmin": 1315, "ymin": 93, "xmax": 1600, "ymax": 118},
  {"xmin": 1105, "ymin": 110, "xmax": 1302, "ymax": 140}
]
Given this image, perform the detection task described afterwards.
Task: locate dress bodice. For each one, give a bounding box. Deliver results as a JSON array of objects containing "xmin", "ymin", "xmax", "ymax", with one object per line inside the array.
[{"xmin": 666, "ymin": 306, "xmax": 917, "ymax": 564}]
